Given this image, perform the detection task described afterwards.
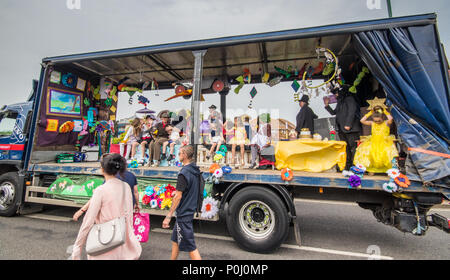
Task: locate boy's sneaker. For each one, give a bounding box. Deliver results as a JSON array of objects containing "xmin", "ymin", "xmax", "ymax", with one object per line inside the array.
[
  {"xmin": 168, "ymin": 154, "xmax": 175, "ymax": 162},
  {"xmin": 160, "ymin": 153, "xmax": 166, "ymax": 161}
]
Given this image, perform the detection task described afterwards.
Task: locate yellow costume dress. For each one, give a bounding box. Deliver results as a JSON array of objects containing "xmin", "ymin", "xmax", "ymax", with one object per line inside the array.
[
  {"xmin": 353, "ymin": 121, "xmax": 398, "ymax": 173},
  {"xmin": 229, "ymin": 127, "xmax": 249, "ymax": 145}
]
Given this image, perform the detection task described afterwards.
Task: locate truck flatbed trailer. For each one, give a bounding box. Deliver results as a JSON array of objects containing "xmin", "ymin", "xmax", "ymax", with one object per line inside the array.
[
  {"xmin": 0, "ymin": 13, "xmax": 448, "ymax": 254},
  {"xmin": 29, "ymin": 162, "xmax": 449, "ymax": 195}
]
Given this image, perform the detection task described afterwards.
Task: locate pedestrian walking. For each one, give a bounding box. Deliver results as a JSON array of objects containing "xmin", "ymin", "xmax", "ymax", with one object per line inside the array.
[
  {"xmin": 71, "ymin": 153, "xmax": 142, "ymax": 260},
  {"xmin": 73, "ymin": 154, "xmax": 139, "ymax": 221},
  {"xmin": 162, "ymin": 145, "xmax": 202, "ymax": 260}
]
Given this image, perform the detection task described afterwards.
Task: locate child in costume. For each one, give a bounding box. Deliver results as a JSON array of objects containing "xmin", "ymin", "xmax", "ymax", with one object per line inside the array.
[
  {"xmin": 229, "ymin": 117, "xmax": 248, "ymax": 168},
  {"xmin": 353, "ymin": 106, "xmax": 398, "ymax": 173},
  {"xmin": 250, "ymin": 113, "xmax": 275, "ymax": 170}
]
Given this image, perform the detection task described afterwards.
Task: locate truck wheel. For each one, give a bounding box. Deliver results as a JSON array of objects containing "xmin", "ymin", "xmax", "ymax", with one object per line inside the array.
[
  {"xmin": 226, "ymin": 186, "xmax": 290, "ymax": 253},
  {"xmin": 0, "ymin": 172, "xmax": 20, "ymax": 217}
]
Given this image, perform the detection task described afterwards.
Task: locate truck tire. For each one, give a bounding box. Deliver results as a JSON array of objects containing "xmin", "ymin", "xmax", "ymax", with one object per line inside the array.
[
  {"xmin": 226, "ymin": 186, "xmax": 290, "ymax": 253},
  {"xmin": 0, "ymin": 172, "xmax": 20, "ymax": 217}
]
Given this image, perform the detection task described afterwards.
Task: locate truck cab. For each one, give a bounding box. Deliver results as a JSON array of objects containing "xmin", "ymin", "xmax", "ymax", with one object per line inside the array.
[{"xmin": 0, "ymin": 98, "xmax": 34, "ymax": 216}]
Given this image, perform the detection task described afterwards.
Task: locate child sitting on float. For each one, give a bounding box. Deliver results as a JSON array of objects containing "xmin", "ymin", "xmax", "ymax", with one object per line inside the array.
[
  {"xmin": 207, "ymin": 121, "xmax": 225, "ymax": 162},
  {"xmin": 120, "ymin": 118, "xmax": 142, "ymax": 160},
  {"xmin": 161, "ymin": 125, "xmax": 181, "ymax": 163}
]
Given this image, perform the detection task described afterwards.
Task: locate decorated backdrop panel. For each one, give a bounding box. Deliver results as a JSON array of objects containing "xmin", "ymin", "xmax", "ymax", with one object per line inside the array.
[{"xmin": 36, "ymin": 67, "xmax": 90, "ymax": 147}]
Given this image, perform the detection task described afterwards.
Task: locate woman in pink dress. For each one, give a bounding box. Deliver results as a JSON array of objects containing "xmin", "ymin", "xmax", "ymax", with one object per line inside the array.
[{"xmin": 71, "ymin": 154, "xmax": 142, "ymax": 260}]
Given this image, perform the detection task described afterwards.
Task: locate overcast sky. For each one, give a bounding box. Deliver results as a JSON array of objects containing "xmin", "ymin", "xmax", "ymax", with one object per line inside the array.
[{"xmin": 1, "ymin": 0, "xmax": 449, "ymax": 124}]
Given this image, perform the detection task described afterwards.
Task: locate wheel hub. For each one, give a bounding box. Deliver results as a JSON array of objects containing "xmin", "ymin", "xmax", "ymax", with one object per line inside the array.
[
  {"xmin": 239, "ymin": 200, "xmax": 275, "ymax": 240},
  {"xmin": 0, "ymin": 182, "xmax": 15, "ymax": 210}
]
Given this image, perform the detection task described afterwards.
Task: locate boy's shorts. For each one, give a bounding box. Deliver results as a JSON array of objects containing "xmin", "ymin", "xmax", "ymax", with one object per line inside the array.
[{"xmin": 171, "ymin": 218, "xmax": 197, "ymax": 252}]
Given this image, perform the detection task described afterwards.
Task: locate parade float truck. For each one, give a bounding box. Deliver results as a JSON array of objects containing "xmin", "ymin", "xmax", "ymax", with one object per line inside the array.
[{"xmin": 0, "ymin": 13, "xmax": 449, "ymax": 253}]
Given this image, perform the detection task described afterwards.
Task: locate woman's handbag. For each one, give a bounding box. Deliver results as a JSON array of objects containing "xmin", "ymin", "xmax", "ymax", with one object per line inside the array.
[
  {"xmin": 133, "ymin": 212, "xmax": 150, "ymax": 243},
  {"xmin": 85, "ymin": 182, "xmax": 128, "ymax": 256}
]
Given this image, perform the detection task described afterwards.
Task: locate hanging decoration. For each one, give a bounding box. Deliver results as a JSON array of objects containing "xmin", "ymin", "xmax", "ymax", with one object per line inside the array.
[
  {"xmin": 274, "ymin": 66, "xmax": 292, "ymax": 79},
  {"xmin": 267, "ymin": 76, "xmax": 283, "ymax": 87},
  {"xmin": 349, "ymin": 66, "xmax": 370, "ymax": 93},
  {"xmin": 234, "ymin": 75, "xmax": 245, "ymax": 94},
  {"xmin": 248, "ymin": 86, "xmax": 258, "ymax": 109},
  {"xmin": 59, "ymin": 121, "xmax": 75, "ymax": 133},
  {"xmin": 118, "ymin": 84, "xmax": 143, "ymax": 104},
  {"xmin": 261, "ymin": 72, "xmax": 270, "ymax": 84},
  {"xmin": 61, "ymin": 73, "xmax": 78, "ymax": 89},
  {"xmin": 243, "ymin": 68, "xmax": 252, "ymax": 84},
  {"xmin": 302, "ymin": 47, "xmax": 338, "ymax": 89},
  {"xmin": 298, "ymin": 63, "xmax": 309, "ymax": 79}
]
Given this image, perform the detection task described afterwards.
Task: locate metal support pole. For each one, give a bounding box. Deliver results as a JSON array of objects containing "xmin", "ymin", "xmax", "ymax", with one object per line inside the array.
[
  {"xmin": 220, "ymin": 90, "xmax": 228, "ymax": 123},
  {"xmin": 190, "ymin": 50, "xmax": 207, "ymax": 164},
  {"xmin": 387, "ymin": 0, "xmax": 392, "ymax": 18}
]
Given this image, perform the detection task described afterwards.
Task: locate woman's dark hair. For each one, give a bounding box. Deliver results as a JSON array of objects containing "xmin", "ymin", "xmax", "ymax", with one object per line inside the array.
[{"xmin": 100, "ymin": 153, "xmax": 127, "ymax": 176}]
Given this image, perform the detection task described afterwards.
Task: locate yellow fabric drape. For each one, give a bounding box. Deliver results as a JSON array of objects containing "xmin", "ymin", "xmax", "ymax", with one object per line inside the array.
[{"xmin": 275, "ymin": 139, "xmax": 347, "ymax": 172}]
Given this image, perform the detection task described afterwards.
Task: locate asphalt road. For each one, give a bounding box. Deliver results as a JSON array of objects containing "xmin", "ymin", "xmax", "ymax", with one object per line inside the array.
[{"xmin": 0, "ymin": 201, "xmax": 449, "ymax": 260}]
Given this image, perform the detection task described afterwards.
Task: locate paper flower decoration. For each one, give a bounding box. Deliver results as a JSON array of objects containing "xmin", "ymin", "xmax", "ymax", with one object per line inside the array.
[
  {"xmin": 394, "ymin": 174, "xmax": 411, "ymax": 189},
  {"xmin": 144, "ymin": 186, "xmax": 154, "ymax": 196},
  {"xmin": 156, "ymin": 185, "xmax": 166, "ymax": 196},
  {"xmin": 281, "ymin": 168, "xmax": 294, "ymax": 181},
  {"xmin": 342, "ymin": 170, "xmax": 354, "ymax": 177},
  {"xmin": 213, "ymin": 168, "xmax": 224, "ymax": 179},
  {"xmin": 201, "ymin": 197, "xmax": 219, "ymax": 219},
  {"xmin": 387, "ymin": 168, "xmax": 401, "ymax": 179},
  {"xmin": 383, "ymin": 182, "xmax": 398, "ymax": 193},
  {"xmin": 350, "ymin": 165, "xmax": 366, "ymax": 175},
  {"xmin": 222, "ymin": 166, "xmax": 232, "ymax": 174},
  {"xmin": 219, "ymin": 145, "xmax": 228, "ymax": 154},
  {"xmin": 213, "ymin": 153, "xmax": 223, "ymax": 162},
  {"xmin": 142, "ymin": 195, "xmax": 151, "ymax": 205},
  {"xmin": 348, "ymin": 175, "xmax": 362, "ymax": 188},
  {"xmin": 209, "ymin": 163, "xmax": 221, "ymax": 174},
  {"xmin": 150, "ymin": 199, "xmax": 158, "ymax": 209},
  {"xmin": 161, "ymin": 198, "xmax": 172, "ymax": 210},
  {"xmin": 128, "ymin": 160, "xmax": 139, "ymax": 169}
]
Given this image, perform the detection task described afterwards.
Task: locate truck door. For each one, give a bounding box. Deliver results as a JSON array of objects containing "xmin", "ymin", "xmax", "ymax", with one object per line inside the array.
[{"xmin": 0, "ymin": 110, "xmax": 24, "ymax": 162}]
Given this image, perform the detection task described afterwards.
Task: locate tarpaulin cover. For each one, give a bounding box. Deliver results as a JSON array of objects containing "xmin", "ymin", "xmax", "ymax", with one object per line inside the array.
[
  {"xmin": 353, "ymin": 25, "xmax": 450, "ymax": 187},
  {"xmin": 275, "ymin": 139, "xmax": 347, "ymax": 172}
]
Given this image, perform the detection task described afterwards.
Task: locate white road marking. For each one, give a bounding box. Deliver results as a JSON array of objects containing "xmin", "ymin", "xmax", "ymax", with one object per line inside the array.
[{"xmin": 151, "ymin": 228, "xmax": 394, "ymax": 260}]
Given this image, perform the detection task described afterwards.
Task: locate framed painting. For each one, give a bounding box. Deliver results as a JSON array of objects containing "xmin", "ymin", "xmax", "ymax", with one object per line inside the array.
[{"xmin": 46, "ymin": 87, "xmax": 83, "ymax": 117}]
